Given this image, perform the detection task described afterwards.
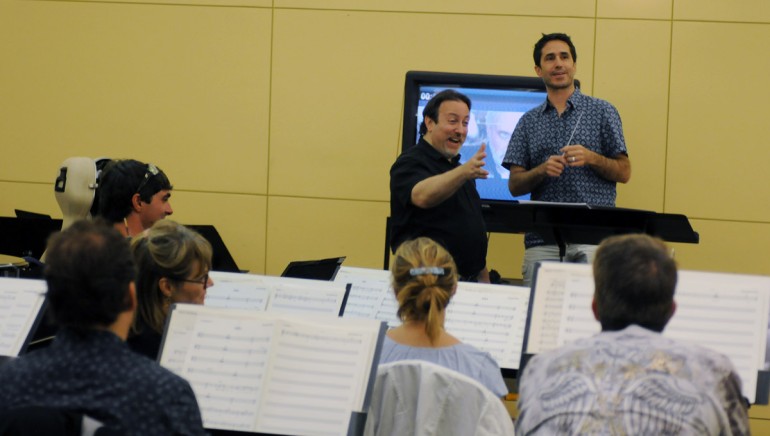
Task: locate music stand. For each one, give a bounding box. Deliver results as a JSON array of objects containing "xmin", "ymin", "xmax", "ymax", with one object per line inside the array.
[
  {"xmin": 185, "ymin": 225, "xmax": 241, "ymax": 273},
  {"xmin": 0, "ymin": 217, "xmax": 63, "ymax": 259},
  {"xmin": 481, "ymin": 201, "xmax": 699, "ymax": 259},
  {"xmin": 281, "ymin": 256, "xmax": 346, "ymax": 281}
]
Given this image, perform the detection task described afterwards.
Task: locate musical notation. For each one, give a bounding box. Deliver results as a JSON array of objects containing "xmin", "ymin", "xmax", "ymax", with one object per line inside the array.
[
  {"xmin": 207, "ymin": 271, "xmax": 347, "ymax": 317},
  {"xmin": 0, "ymin": 278, "xmax": 47, "ymax": 357},
  {"xmin": 334, "ymin": 267, "xmax": 401, "ymax": 327},
  {"xmin": 526, "ymin": 263, "xmax": 770, "ymax": 404},
  {"xmin": 335, "ymin": 266, "xmax": 531, "ymax": 370},
  {"xmin": 446, "ymin": 282, "xmax": 530, "ymax": 369},
  {"xmin": 159, "ymin": 304, "xmax": 384, "ymax": 434}
]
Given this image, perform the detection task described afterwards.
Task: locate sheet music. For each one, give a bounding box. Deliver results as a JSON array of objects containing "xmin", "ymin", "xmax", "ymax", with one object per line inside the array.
[
  {"xmin": 445, "ymin": 282, "xmax": 530, "ymax": 370},
  {"xmin": 160, "ymin": 305, "xmax": 383, "ymax": 435},
  {"xmin": 267, "ymin": 281, "xmax": 344, "ymax": 315},
  {"xmin": 334, "ymin": 266, "xmax": 400, "ymax": 326},
  {"xmin": 556, "ymin": 272, "xmax": 600, "ymax": 344},
  {"xmin": 665, "ymin": 271, "xmax": 770, "ymax": 404},
  {"xmin": 205, "ymin": 271, "xmax": 269, "ymax": 310},
  {"xmin": 0, "ymin": 278, "xmax": 47, "ymax": 357},
  {"xmin": 256, "ymin": 319, "xmax": 379, "ymax": 435},
  {"xmin": 335, "ymin": 267, "xmax": 531, "ymax": 370},
  {"xmin": 525, "ymin": 262, "xmax": 591, "ymax": 354},
  {"xmin": 207, "ymin": 272, "xmax": 347, "ymax": 317},
  {"xmin": 526, "ymin": 263, "xmax": 770, "ymax": 403}
]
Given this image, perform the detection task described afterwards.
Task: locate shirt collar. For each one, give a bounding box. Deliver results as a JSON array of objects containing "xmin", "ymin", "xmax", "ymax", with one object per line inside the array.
[
  {"xmin": 418, "ymin": 137, "xmax": 462, "ymax": 164},
  {"xmin": 541, "ymin": 86, "xmax": 584, "ymax": 114}
]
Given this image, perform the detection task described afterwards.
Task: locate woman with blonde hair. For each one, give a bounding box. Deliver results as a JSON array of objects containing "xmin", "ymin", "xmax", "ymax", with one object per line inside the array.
[
  {"xmin": 379, "ymin": 237, "xmax": 507, "ymax": 397},
  {"xmin": 127, "ymin": 219, "xmax": 213, "ymax": 359}
]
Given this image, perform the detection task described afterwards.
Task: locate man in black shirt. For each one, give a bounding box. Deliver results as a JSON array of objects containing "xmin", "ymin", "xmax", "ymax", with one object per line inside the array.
[{"xmin": 390, "ymin": 90, "xmax": 490, "ymax": 282}]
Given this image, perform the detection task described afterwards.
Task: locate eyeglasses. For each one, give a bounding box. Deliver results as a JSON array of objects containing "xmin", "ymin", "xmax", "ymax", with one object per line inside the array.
[
  {"xmin": 135, "ymin": 163, "xmax": 160, "ymax": 195},
  {"xmin": 175, "ymin": 273, "xmax": 210, "ymax": 290}
]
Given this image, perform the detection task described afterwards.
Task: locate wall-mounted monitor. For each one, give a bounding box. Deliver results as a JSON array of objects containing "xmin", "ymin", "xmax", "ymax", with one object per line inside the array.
[{"xmin": 402, "ymin": 71, "xmax": 564, "ymax": 202}]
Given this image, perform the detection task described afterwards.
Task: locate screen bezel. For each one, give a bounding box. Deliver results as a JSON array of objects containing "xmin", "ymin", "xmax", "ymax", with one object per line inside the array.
[
  {"xmin": 401, "ymin": 70, "xmax": 549, "ymax": 154},
  {"xmin": 401, "ymin": 71, "xmax": 564, "ymax": 204}
]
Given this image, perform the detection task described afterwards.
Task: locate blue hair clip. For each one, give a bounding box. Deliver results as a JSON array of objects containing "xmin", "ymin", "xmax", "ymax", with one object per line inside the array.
[{"xmin": 409, "ymin": 267, "xmax": 445, "ymax": 277}]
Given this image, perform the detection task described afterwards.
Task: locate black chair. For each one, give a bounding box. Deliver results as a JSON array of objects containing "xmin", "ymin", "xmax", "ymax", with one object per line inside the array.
[{"xmin": 0, "ymin": 407, "xmax": 123, "ymax": 436}]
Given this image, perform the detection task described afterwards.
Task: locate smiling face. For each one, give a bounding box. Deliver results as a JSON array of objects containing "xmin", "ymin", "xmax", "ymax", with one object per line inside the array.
[
  {"xmin": 535, "ymin": 40, "xmax": 577, "ymax": 91},
  {"xmin": 138, "ymin": 189, "xmax": 173, "ymax": 230},
  {"xmin": 424, "ymin": 100, "xmax": 470, "ymax": 159}
]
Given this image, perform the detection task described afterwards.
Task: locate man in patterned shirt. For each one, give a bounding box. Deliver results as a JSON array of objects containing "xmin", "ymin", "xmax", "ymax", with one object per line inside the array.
[
  {"xmin": 516, "ymin": 234, "xmax": 750, "ymax": 435},
  {"xmin": 0, "ymin": 219, "xmax": 205, "ymax": 435},
  {"xmin": 502, "ymin": 33, "xmax": 631, "ymax": 286}
]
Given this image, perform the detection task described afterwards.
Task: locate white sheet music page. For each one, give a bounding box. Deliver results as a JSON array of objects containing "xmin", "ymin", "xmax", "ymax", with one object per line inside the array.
[
  {"xmin": 206, "ymin": 273, "xmax": 346, "ymax": 317},
  {"xmin": 334, "ymin": 266, "xmax": 400, "ymax": 327},
  {"xmin": 525, "ymin": 262, "xmax": 593, "ymax": 354},
  {"xmin": 160, "ymin": 305, "xmax": 273, "ymax": 431},
  {"xmin": 0, "ymin": 278, "xmax": 46, "ymax": 357},
  {"xmin": 445, "ymin": 282, "xmax": 530, "ymax": 370},
  {"xmin": 206, "ymin": 271, "xmax": 270, "ymax": 310},
  {"xmin": 160, "ymin": 305, "xmax": 383, "ymax": 435},
  {"xmin": 255, "ymin": 317, "xmax": 382, "ymax": 436},
  {"xmin": 664, "ymin": 270, "xmax": 770, "ymax": 404},
  {"xmin": 265, "ymin": 276, "xmax": 347, "ymax": 316},
  {"xmin": 556, "ymin": 272, "xmax": 600, "ymax": 345},
  {"xmin": 526, "ymin": 264, "xmax": 770, "ymax": 404}
]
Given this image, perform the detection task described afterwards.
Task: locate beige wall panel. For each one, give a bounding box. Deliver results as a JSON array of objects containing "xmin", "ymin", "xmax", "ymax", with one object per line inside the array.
[
  {"xmin": 170, "ymin": 191, "xmax": 267, "ymax": 275},
  {"xmin": 750, "ymin": 419, "xmax": 770, "ymax": 436},
  {"xmin": 667, "ymin": 22, "xmax": 770, "ymax": 222},
  {"xmin": 674, "ymin": 0, "xmax": 770, "ymax": 23},
  {"xmin": 668, "ymin": 219, "xmax": 769, "ymax": 276},
  {"xmin": 54, "ymin": 0, "xmax": 272, "ymax": 6},
  {"xmin": 265, "ymin": 197, "xmax": 389, "ymax": 275},
  {"xmin": 270, "ymin": 9, "xmax": 594, "ymax": 200},
  {"xmin": 0, "ymin": 182, "xmax": 60, "ymax": 218},
  {"xmin": 597, "ymin": 0, "xmax": 671, "ymax": 19},
  {"xmin": 594, "ymin": 20, "xmax": 670, "ymax": 212},
  {"xmin": 487, "ymin": 232, "xmax": 526, "ymax": 280},
  {"xmin": 0, "ymin": 1, "xmax": 270, "ymax": 194},
  {"xmin": 275, "ymin": 0, "xmax": 595, "ymax": 16}
]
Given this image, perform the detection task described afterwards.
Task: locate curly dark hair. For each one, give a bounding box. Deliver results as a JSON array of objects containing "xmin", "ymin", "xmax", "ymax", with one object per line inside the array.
[{"xmin": 44, "ymin": 219, "xmax": 136, "ymax": 329}]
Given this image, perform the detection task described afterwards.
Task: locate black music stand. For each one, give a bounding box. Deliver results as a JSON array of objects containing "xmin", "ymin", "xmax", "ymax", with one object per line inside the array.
[
  {"xmin": 185, "ymin": 225, "xmax": 241, "ymax": 273},
  {"xmin": 0, "ymin": 216, "xmax": 63, "ymax": 259},
  {"xmin": 281, "ymin": 256, "xmax": 346, "ymax": 281},
  {"xmin": 481, "ymin": 201, "xmax": 699, "ymax": 259}
]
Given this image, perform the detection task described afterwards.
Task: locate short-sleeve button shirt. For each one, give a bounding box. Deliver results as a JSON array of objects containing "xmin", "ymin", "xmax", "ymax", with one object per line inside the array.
[{"xmin": 502, "ymin": 88, "xmax": 628, "ymax": 247}]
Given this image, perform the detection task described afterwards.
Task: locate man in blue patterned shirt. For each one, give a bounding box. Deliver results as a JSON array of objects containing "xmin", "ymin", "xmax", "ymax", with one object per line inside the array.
[
  {"xmin": 502, "ymin": 33, "xmax": 631, "ymax": 286},
  {"xmin": 0, "ymin": 219, "xmax": 206, "ymax": 435}
]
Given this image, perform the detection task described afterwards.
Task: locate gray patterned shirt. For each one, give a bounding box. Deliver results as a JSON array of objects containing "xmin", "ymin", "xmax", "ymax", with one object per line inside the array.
[
  {"xmin": 502, "ymin": 88, "xmax": 628, "ymax": 248},
  {"xmin": 516, "ymin": 325, "xmax": 749, "ymax": 435}
]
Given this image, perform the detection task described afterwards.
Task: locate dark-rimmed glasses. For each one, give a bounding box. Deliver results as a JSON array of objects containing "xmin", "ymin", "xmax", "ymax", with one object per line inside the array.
[
  {"xmin": 175, "ymin": 273, "xmax": 210, "ymax": 290},
  {"xmin": 135, "ymin": 163, "xmax": 160, "ymax": 195}
]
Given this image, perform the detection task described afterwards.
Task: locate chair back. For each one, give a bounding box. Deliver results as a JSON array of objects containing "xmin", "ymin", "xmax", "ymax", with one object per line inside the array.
[{"xmin": 364, "ymin": 360, "xmax": 514, "ymax": 436}]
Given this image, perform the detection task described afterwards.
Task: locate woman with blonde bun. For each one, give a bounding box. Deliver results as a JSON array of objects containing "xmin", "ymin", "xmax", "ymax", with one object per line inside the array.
[{"xmin": 379, "ymin": 237, "xmax": 507, "ymax": 397}]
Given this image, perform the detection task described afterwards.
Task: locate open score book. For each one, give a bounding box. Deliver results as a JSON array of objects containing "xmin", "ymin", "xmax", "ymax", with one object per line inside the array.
[{"xmin": 158, "ymin": 304, "xmax": 385, "ymax": 435}]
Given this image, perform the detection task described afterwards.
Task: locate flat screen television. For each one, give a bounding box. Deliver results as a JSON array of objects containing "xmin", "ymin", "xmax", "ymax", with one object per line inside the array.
[{"xmin": 402, "ymin": 71, "xmax": 565, "ymax": 202}]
